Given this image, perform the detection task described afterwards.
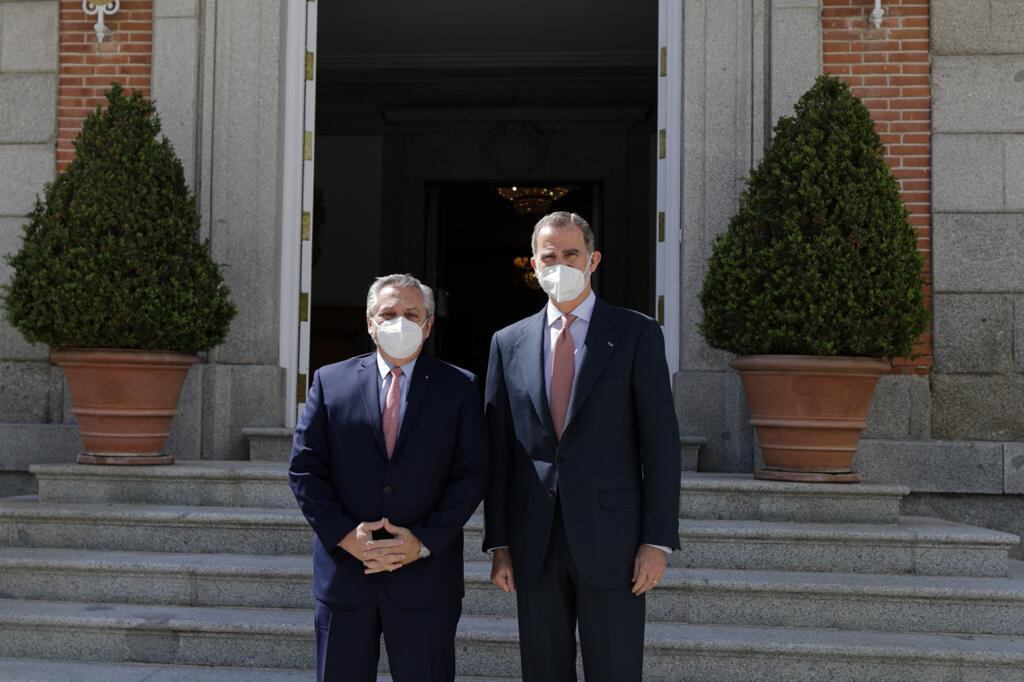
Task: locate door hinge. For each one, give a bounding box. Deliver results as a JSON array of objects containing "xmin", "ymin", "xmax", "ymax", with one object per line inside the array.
[
  {"xmin": 305, "ymin": 51, "xmax": 315, "ymax": 81},
  {"xmin": 658, "ymin": 129, "xmax": 666, "ymax": 159},
  {"xmin": 297, "ymin": 373, "xmax": 308, "ymax": 404},
  {"xmin": 657, "ymin": 295, "xmax": 665, "ymax": 325},
  {"xmin": 299, "ymin": 292, "xmax": 309, "ymax": 322},
  {"xmin": 303, "ymin": 131, "xmax": 313, "ymax": 161},
  {"xmin": 659, "ymin": 47, "xmax": 667, "ymax": 77},
  {"xmin": 658, "ymin": 212, "xmax": 666, "ymax": 242},
  {"xmin": 301, "ymin": 212, "xmax": 311, "ymax": 241}
]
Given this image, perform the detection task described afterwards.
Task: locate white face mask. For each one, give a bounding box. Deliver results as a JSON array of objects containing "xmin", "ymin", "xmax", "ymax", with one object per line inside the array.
[
  {"xmin": 536, "ymin": 256, "xmax": 593, "ymax": 303},
  {"xmin": 371, "ymin": 317, "xmax": 426, "ymax": 360}
]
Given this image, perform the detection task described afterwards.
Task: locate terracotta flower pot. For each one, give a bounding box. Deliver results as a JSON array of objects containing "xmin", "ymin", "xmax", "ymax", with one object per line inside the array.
[
  {"xmin": 50, "ymin": 349, "xmax": 198, "ymax": 465},
  {"xmin": 730, "ymin": 355, "xmax": 889, "ymax": 483}
]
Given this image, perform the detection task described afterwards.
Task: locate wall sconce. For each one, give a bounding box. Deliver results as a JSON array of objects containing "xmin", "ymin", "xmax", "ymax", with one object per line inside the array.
[
  {"xmin": 869, "ymin": 0, "xmax": 885, "ymax": 29},
  {"xmin": 82, "ymin": 1, "xmax": 121, "ymax": 43}
]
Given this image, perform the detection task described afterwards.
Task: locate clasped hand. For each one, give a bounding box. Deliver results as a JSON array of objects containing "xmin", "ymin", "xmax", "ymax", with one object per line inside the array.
[{"xmin": 339, "ymin": 518, "xmax": 422, "ymax": 575}]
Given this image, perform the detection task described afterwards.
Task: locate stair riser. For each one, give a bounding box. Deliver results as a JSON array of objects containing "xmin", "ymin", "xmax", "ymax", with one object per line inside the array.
[
  {"xmin": 2, "ymin": 520, "xmax": 1008, "ymax": 578},
  {"xmin": 460, "ymin": 528, "xmax": 1009, "ymax": 578},
  {"xmin": 34, "ymin": 470, "xmax": 903, "ymax": 525},
  {"xmin": 646, "ymin": 654, "xmax": 1022, "ymax": 682},
  {"xmin": 247, "ymin": 440, "xmax": 292, "ymax": 463},
  {"xmin": 1, "ymin": 623, "xmax": 1020, "ymax": 681},
  {"xmin": 36, "ymin": 478, "xmax": 296, "ymax": 509},
  {"xmin": 0, "ymin": 566, "xmax": 314, "ymax": 610},
  {"xmin": 0, "ymin": 624, "xmax": 313, "ymax": 670},
  {"xmin": 0, "ymin": 519, "xmax": 311, "ymax": 555},
  {"xmin": 7, "ymin": 563, "xmax": 1019, "ymax": 638},
  {"xmin": 680, "ymin": 491, "xmax": 900, "ymax": 524},
  {"xmin": 675, "ymin": 536, "xmax": 1009, "ymax": 577},
  {"xmin": 681, "ymin": 590, "xmax": 1024, "ymax": 637}
]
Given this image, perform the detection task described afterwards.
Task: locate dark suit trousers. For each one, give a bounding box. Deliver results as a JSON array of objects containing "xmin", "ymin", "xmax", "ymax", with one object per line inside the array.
[
  {"xmin": 315, "ymin": 595, "xmax": 461, "ymax": 682},
  {"xmin": 515, "ymin": 499, "xmax": 646, "ymax": 682}
]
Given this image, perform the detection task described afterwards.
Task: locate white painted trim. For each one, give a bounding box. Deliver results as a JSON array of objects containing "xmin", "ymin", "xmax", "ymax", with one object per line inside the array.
[
  {"xmin": 656, "ymin": 0, "xmax": 682, "ymax": 374},
  {"xmin": 279, "ymin": 0, "xmax": 306, "ymax": 428}
]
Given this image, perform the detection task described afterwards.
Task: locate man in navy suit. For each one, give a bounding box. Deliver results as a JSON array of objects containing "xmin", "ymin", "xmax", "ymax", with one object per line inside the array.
[
  {"xmin": 289, "ymin": 273, "xmax": 488, "ymax": 682},
  {"xmin": 484, "ymin": 212, "xmax": 681, "ymax": 681}
]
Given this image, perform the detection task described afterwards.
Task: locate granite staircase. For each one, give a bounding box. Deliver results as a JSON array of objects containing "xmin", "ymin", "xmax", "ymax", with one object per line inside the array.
[{"xmin": 0, "ymin": 457, "xmax": 1023, "ymax": 680}]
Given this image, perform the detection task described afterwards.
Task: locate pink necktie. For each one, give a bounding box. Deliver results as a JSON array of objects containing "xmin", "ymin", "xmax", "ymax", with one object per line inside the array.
[
  {"xmin": 549, "ymin": 314, "xmax": 577, "ymax": 440},
  {"xmin": 382, "ymin": 365, "xmax": 403, "ymax": 458}
]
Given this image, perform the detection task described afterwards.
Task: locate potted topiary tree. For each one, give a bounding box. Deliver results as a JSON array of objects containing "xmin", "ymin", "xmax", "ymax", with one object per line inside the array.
[
  {"xmin": 699, "ymin": 74, "xmax": 928, "ymax": 483},
  {"xmin": 2, "ymin": 84, "xmax": 236, "ymax": 465}
]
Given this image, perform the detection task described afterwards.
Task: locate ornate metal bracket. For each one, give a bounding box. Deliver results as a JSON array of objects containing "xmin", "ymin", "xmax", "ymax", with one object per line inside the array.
[
  {"xmin": 869, "ymin": 0, "xmax": 885, "ymax": 29},
  {"xmin": 82, "ymin": 1, "xmax": 121, "ymax": 43}
]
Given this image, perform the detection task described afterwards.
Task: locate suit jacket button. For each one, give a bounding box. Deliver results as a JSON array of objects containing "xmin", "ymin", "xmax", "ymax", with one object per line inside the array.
[
  {"xmin": 547, "ymin": 488, "xmax": 556, "ymax": 498},
  {"xmin": 383, "ymin": 486, "xmax": 392, "ymax": 495}
]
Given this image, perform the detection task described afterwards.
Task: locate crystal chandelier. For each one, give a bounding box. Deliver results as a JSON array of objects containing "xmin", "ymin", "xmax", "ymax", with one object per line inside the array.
[{"xmin": 496, "ymin": 186, "xmax": 572, "ymax": 216}]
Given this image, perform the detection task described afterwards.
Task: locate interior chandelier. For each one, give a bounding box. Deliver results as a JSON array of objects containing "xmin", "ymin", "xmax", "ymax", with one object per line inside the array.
[{"xmin": 496, "ymin": 186, "xmax": 572, "ymax": 215}]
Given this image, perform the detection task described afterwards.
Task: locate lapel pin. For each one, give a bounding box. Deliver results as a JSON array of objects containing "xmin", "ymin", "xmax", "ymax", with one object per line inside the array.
[{"xmin": 607, "ymin": 341, "xmax": 615, "ymax": 348}]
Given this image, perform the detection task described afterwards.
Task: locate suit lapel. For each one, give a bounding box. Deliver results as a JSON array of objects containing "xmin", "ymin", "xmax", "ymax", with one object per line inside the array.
[
  {"xmin": 513, "ymin": 308, "xmax": 554, "ymax": 436},
  {"xmin": 357, "ymin": 355, "xmax": 387, "ymax": 458},
  {"xmin": 390, "ymin": 354, "xmax": 434, "ymax": 460},
  {"xmin": 563, "ymin": 298, "xmax": 617, "ymax": 436}
]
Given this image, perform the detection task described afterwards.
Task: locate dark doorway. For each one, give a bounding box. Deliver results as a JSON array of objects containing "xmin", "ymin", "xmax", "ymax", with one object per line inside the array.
[
  {"xmin": 310, "ymin": 0, "xmax": 657, "ymax": 377},
  {"xmin": 429, "ymin": 183, "xmax": 598, "ymax": 382}
]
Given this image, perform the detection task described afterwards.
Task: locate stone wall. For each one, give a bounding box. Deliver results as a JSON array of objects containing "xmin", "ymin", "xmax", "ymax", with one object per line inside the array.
[
  {"xmin": 0, "ymin": 0, "xmax": 289, "ymax": 481},
  {"xmin": 0, "ymin": 0, "xmax": 65, "ymax": 494},
  {"xmin": 931, "ymin": 0, "xmax": 1024, "ymax": 443},
  {"xmin": 133, "ymin": 0, "xmax": 289, "ymax": 460},
  {"xmin": 675, "ymin": 0, "xmax": 823, "ymax": 472}
]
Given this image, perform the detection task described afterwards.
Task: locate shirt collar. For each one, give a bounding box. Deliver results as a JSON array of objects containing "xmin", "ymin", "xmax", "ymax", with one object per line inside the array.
[
  {"xmin": 546, "ymin": 290, "xmax": 596, "ymax": 328},
  {"xmin": 376, "ymin": 352, "xmax": 418, "ymax": 381}
]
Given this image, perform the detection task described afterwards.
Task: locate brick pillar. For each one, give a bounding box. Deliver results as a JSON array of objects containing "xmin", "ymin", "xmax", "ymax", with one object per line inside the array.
[
  {"xmin": 57, "ymin": 0, "xmax": 153, "ymax": 172},
  {"xmin": 822, "ymin": 0, "xmax": 933, "ymax": 374}
]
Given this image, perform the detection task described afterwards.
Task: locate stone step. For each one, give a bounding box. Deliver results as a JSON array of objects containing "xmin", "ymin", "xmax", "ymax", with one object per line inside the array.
[
  {"xmin": 678, "ymin": 473, "xmax": 907, "ymax": 523},
  {"xmin": 2, "ymin": 600, "xmax": 1023, "ymax": 680},
  {"xmin": 1, "ymin": 499, "xmax": 1016, "ymax": 576},
  {"xmin": 30, "ymin": 462, "xmax": 908, "ymax": 525},
  {"xmin": 5, "ymin": 547, "xmax": 1021, "ymax": 637},
  {"xmin": 0, "ymin": 658, "xmax": 313, "ymax": 681},
  {"xmin": 673, "ymin": 515, "xmax": 1018, "ymax": 577},
  {"xmin": 0, "ymin": 547, "xmax": 313, "ymax": 609},
  {"xmin": 0, "ymin": 498, "xmax": 312, "ymax": 555},
  {"xmin": 463, "ymin": 560, "xmax": 1024, "ymax": 636},
  {"xmin": 0, "ymin": 658, "xmax": 509, "ymax": 681},
  {"xmin": 242, "ymin": 427, "xmax": 293, "ymax": 463},
  {"xmin": 0, "ymin": 599, "xmax": 313, "ymax": 670},
  {"xmin": 464, "ymin": 515, "xmax": 1018, "ymax": 577},
  {"xmin": 667, "ymin": 562, "xmax": 1024, "ymax": 636},
  {"xmin": 31, "ymin": 461, "xmax": 295, "ymax": 509}
]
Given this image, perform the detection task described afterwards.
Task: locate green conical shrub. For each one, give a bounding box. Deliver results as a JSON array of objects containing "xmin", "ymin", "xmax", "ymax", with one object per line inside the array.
[
  {"xmin": 699, "ymin": 74, "xmax": 928, "ymax": 358},
  {"xmin": 3, "ymin": 84, "xmax": 236, "ymax": 353}
]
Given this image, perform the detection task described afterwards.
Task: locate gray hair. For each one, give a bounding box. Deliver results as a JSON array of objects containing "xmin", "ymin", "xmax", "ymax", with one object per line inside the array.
[
  {"xmin": 366, "ymin": 274, "xmax": 435, "ymax": 319},
  {"xmin": 530, "ymin": 211, "xmax": 595, "ymax": 256}
]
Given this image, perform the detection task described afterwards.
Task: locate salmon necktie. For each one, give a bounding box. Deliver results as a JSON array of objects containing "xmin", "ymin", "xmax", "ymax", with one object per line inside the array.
[
  {"xmin": 549, "ymin": 314, "xmax": 577, "ymax": 440},
  {"xmin": 382, "ymin": 365, "xmax": 402, "ymax": 458}
]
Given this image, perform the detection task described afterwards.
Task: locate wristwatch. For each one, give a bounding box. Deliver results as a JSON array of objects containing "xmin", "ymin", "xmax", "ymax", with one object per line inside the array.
[{"xmin": 418, "ymin": 543, "xmax": 431, "ymax": 560}]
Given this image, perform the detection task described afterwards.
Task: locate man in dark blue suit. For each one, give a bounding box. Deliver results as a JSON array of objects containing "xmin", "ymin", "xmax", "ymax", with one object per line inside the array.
[
  {"xmin": 484, "ymin": 212, "xmax": 681, "ymax": 681},
  {"xmin": 289, "ymin": 273, "xmax": 488, "ymax": 682}
]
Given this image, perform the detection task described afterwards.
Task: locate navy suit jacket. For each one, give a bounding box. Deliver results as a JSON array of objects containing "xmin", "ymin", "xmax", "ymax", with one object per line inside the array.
[
  {"xmin": 483, "ymin": 297, "xmax": 681, "ymax": 589},
  {"xmin": 289, "ymin": 352, "xmax": 488, "ymax": 609}
]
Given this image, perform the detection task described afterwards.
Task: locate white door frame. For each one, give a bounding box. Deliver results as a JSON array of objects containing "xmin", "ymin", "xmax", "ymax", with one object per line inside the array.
[
  {"xmin": 280, "ymin": 0, "xmax": 317, "ymax": 427},
  {"xmin": 656, "ymin": 0, "xmax": 683, "ymax": 374},
  {"xmin": 279, "ymin": 1, "xmax": 681, "ymax": 424}
]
